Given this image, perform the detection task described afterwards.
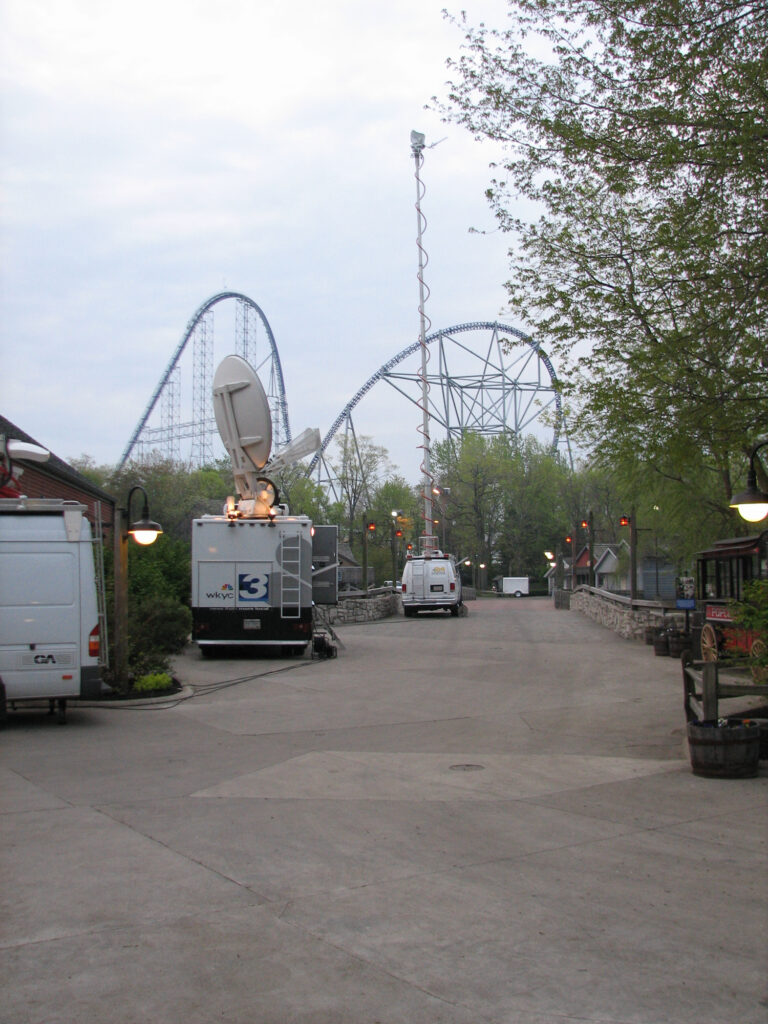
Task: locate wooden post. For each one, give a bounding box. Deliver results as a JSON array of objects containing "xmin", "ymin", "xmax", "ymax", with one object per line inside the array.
[
  {"xmin": 113, "ymin": 509, "xmax": 129, "ymax": 685},
  {"xmin": 702, "ymin": 661, "xmax": 718, "ymax": 721}
]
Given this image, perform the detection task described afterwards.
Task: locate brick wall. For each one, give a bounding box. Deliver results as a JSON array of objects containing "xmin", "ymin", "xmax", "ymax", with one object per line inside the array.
[{"xmin": 11, "ymin": 463, "xmax": 116, "ymax": 533}]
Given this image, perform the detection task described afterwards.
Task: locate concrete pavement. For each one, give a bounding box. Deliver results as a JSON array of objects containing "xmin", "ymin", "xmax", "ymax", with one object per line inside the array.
[{"xmin": 2, "ymin": 597, "xmax": 766, "ymax": 1024}]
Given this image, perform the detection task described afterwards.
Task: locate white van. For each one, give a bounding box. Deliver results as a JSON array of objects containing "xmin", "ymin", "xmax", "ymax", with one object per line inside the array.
[
  {"xmin": 401, "ymin": 550, "xmax": 463, "ymax": 616},
  {"xmin": 0, "ymin": 498, "xmax": 103, "ymax": 722}
]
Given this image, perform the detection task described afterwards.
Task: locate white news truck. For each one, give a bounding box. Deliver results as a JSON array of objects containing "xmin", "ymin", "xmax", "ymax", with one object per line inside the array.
[
  {"xmin": 191, "ymin": 353, "xmax": 338, "ymax": 656},
  {"xmin": 191, "ymin": 515, "xmax": 337, "ymax": 654},
  {"xmin": 0, "ymin": 498, "xmax": 103, "ymax": 722},
  {"xmin": 401, "ymin": 548, "xmax": 463, "ymax": 616}
]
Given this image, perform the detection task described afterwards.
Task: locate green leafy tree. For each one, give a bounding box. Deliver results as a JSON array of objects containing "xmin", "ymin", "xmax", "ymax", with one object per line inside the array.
[
  {"xmin": 328, "ymin": 435, "xmax": 391, "ymax": 542},
  {"xmin": 496, "ymin": 437, "xmax": 573, "ymax": 578},
  {"xmin": 362, "ymin": 475, "xmax": 422, "ymax": 583},
  {"xmin": 432, "ymin": 433, "xmax": 509, "ymax": 577},
  {"xmin": 439, "ymin": 0, "xmax": 768, "ymax": 520},
  {"xmin": 275, "ymin": 465, "xmax": 334, "ymax": 522},
  {"xmin": 109, "ymin": 455, "xmax": 232, "ymax": 541}
]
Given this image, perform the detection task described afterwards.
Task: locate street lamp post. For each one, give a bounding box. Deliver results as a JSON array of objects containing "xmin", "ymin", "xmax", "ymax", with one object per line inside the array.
[
  {"xmin": 565, "ymin": 532, "xmax": 575, "ymax": 590},
  {"xmin": 362, "ymin": 513, "xmax": 376, "ymax": 593},
  {"xmin": 113, "ymin": 486, "xmax": 163, "ymax": 685},
  {"xmin": 729, "ymin": 440, "xmax": 768, "ymax": 522},
  {"xmin": 580, "ymin": 511, "xmax": 595, "ymax": 587},
  {"xmin": 619, "ymin": 510, "xmax": 639, "ymax": 601},
  {"xmin": 390, "ymin": 509, "xmax": 403, "ymax": 583}
]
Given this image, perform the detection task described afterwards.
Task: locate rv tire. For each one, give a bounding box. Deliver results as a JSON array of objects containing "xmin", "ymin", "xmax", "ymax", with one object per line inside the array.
[{"xmin": 200, "ymin": 645, "xmax": 223, "ymax": 659}]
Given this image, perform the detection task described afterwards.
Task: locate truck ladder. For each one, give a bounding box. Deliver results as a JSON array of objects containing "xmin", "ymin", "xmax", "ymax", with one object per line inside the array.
[
  {"xmin": 411, "ymin": 559, "xmax": 426, "ymax": 600},
  {"xmin": 280, "ymin": 534, "xmax": 302, "ymax": 618}
]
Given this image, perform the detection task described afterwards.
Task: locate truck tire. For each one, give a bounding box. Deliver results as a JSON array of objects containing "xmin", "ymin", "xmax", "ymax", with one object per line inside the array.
[
  {"xmin": 0, "ymin": 679, "xmax": 6, "ymax": 728},
  {"xmin": 200, "ymin": 645, "xmax": 223, "ymax": 659}
]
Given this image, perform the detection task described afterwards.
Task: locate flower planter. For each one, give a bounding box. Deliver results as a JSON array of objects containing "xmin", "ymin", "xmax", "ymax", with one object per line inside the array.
[
  {"xmin": 667, "ymin": 631, "xmax": 692, "ymax": 658},
  {"xmin": 687, "ymin": 719, "xmax": 761, "ymax": 778}
]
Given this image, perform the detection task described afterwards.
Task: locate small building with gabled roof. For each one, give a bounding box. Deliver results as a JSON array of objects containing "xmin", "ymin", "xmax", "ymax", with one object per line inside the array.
[{"xmin": 0, "ymin": 415, "xmax": 116, "ymax": 533}]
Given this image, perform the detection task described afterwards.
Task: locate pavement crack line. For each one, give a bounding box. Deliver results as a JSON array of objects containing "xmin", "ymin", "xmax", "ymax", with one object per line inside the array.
[{"xmin": 92, "ymin": 805, "xmax": 272, "ymax": 905}]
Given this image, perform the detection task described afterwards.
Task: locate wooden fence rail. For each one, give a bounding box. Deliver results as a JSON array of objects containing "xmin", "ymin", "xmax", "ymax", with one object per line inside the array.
[{"xmin": 682, "ymin": 653, "xmax": 768, "ymax": 722}]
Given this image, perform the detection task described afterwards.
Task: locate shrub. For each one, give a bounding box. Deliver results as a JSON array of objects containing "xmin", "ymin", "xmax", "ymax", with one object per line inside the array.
[
  {"xmin": 127, "ymin": 594, "xmax": 192, "ymax": 680},
  {"xmin": 729, "ymin": 580, "xmax": 768, "ymax": 678},
  {"xmin": 134, "ymin": 672, "xmax": 174, "ymax": 693}
]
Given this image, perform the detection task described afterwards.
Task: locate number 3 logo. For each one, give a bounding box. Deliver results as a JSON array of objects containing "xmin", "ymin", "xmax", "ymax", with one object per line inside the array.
[{"xmin": 238, "ymin": 573, "xmax": 269, "ymax": 602}]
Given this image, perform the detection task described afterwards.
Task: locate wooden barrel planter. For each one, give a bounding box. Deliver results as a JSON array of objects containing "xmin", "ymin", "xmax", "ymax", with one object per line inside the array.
[
  {"xmin": 728, "ymin": 717, "xmax": 768, "ymax": 760},
  {"xmin": 687, "ymin": 720, "xmax": 761, "ymax": 778},
  {"xmin": 667, "ymin": 631, "xmax": 692, "ymax": 658},
  {"xmin": 653, "ymin": 630, "xmax": 669, "ymax": 656}
]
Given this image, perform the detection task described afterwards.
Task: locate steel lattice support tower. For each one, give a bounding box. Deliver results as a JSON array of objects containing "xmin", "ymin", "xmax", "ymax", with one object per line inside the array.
[
  {"xmin": 160, "ymin": 366, "xmax": 181, "ymax": 463},
  {"xmin": 191, "ymin": 310, "xmax": 214, "ymax": 467},
  {"xmin": 236, "ymin": 297, "xmax": 252, "ymax": 365}
]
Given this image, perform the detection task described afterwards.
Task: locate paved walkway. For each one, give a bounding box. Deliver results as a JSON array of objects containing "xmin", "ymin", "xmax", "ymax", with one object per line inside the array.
[{"xmin": 2, "ymin": 598, "xmax": 766, "ymax": 1023}]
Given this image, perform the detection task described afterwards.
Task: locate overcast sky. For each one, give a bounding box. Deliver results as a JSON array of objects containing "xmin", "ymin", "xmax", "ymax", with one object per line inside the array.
[{"xmin": 1, "ymin": 0, "xmax": 527, "ymax": 483}]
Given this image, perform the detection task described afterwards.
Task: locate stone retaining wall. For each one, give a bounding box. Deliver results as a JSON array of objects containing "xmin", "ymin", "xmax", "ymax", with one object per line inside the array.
[
  {"xmin": 569, "ymin": 587, "xmax": 675, "ymax": 641},
  {"xmin": 326, "ymin": 592, "xmax": 400, "ymax": 624}
]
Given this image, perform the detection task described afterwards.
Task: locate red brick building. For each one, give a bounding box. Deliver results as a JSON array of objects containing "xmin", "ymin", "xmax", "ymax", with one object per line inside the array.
[{"xmin": 0, "ymin": 415, "xmax": 116, "ymax": 536}]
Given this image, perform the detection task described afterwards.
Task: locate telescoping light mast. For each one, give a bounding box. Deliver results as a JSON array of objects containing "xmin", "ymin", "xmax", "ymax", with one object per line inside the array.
[{"xmin": 411, "ymin": 130, "xmax": 434, "ymax": 548}]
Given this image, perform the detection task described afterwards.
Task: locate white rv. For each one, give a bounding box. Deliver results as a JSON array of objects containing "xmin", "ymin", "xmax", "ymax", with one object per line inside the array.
[
  {"xmin": 400, "ymin": 549, "xmax": 462, "ymax": 616},
  {"xmin": 0, "ymin": 498, "xmax": 103, "ymax": 721}
]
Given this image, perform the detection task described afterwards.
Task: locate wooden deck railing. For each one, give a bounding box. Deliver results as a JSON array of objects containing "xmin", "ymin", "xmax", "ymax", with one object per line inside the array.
[{"xmin": 682, "ymin": 652, "xmax": 768, "ymax": 722}]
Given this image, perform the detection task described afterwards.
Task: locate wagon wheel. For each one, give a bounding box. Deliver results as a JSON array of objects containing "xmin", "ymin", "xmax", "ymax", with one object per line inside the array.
[
  {"xmin": 750, "ymin": 637, "xmax": 766, "ymax": 659},
  {"xmin": 700, "ymin": 623, "xmax": 719, "ymax": 661}
]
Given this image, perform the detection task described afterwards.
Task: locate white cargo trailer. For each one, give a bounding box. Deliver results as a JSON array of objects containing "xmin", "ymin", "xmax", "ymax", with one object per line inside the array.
[
  {"xmin": 502, "ymin": 576, "xmax": 530, "ymax": 597},
  {"xmin": 0, "ymin": 498, "xmax": 103, "ymax": 721}
]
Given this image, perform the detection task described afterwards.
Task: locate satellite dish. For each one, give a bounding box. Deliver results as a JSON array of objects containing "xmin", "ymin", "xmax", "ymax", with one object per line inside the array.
[
  {"xmin": 6, "ymin": 440, "xmax": 51, "ymax": 463},
  {"xmin": 213, "ymin": 355, "xmax": 272, "ymax": 500},
  {"xmin": 267, "ymin": 427, "xmax": 321, "ymax": 474}
]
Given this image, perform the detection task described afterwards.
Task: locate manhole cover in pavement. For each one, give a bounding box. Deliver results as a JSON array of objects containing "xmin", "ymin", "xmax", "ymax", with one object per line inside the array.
[{"xmin": 448, "ymin": 763, "xmax": 485, "ymax": 772}]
